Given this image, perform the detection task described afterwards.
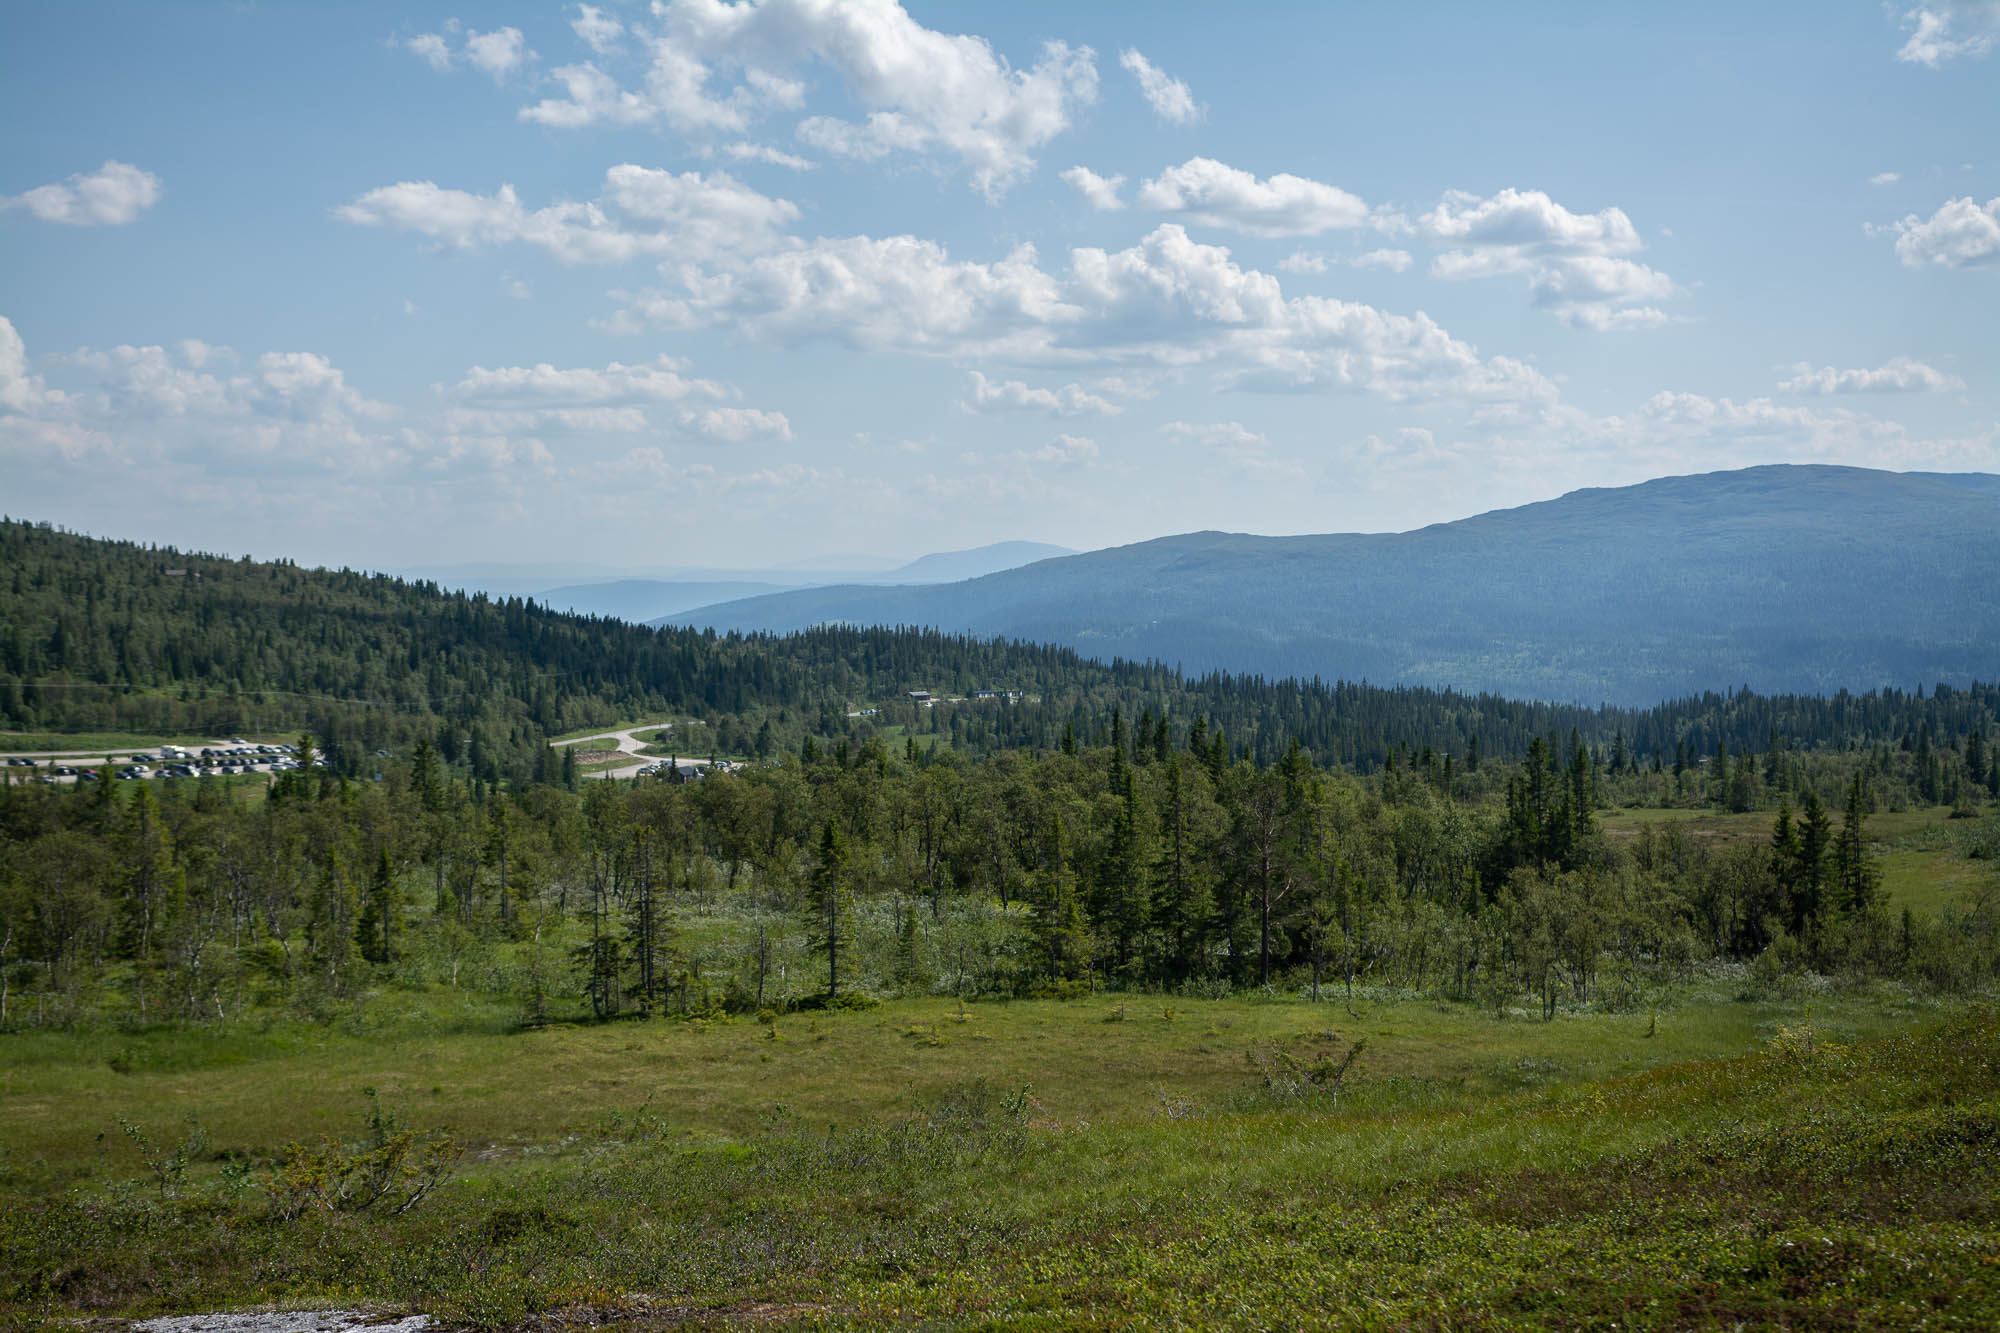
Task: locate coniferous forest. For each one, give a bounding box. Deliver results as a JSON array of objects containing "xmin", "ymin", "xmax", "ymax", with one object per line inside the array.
[{"xmin": 3, "ymin": 516, "xmax": 1998, "ymax": 1027}]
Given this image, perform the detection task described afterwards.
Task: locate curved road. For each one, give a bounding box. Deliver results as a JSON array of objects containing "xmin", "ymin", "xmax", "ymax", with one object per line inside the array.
[{"xmin": 551, "ymin": 724, "xmax": 706, "ymax": 781}]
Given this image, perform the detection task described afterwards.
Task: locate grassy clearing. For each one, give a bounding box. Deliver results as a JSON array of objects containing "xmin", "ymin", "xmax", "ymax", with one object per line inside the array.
[
  {"xmin": 4, "ymin": 985, "xmax": 1938, "ymax": 1180},
  {"xmin": 1599, "ymin": 804, "xmax": 1949, "ymax": 849},
  {"xmin": 1603, "ymin": 803, "xmax": 1994, "ymax": 914},
  {"xmin": 876, "ymin": 724, "xmax": 950, "ymax": 752},
  {"xmin": 3, "ymin": 985, "xmax": 1994, "ymax": 1329}
]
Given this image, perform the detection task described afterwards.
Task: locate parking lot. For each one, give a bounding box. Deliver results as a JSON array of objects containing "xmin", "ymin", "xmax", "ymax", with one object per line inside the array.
[{"xmin": 0, "ymin": 740, "xmax": 311, "ymax": 784}]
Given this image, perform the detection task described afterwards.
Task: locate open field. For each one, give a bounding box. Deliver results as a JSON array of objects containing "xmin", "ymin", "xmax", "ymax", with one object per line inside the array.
[
  {"xmin": 4, "ymin": 984, "xmax": 1996, "ymax": 1329},
  {"xmin": 0, "ymin": 984, "xmax": 1946, "ymax": 1180},
  {"xmin": 1602, "ymin": 804, "xmax": 1997, "ymax": 916}
]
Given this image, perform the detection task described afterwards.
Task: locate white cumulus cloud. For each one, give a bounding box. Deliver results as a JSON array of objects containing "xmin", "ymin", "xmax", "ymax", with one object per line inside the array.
[
  {"xmin": 337, "ymin": 166, "xmax": 799, "ymax": 265},
  {"xmin": 448, "ymin": 356, "xmax": 730, "ymax": 407},
  {"xmin": 686, "ymin": 406, "xmax": 793, "ymax": 442},
  {"xmin": 1, "ymin": 324, "xmax": 411, "ymax": 474},
  {"xmin": 1164, "ymin": 420, "xmax": 1264, "ymax": 448},
  {"xmin": 1119, "ymin": 48, "xmax": 1200, "ymax": 124},
  {"xmin": 1138, "ymin": 157, "xmax": 1374, "ymax": 236},
  {"xmin": 964, "ymin": 371, "xmax": 1120, "ymax": 417},
  {"xmin": 406, "ymin": 32, "xmax": 453, "ymax": 71},
  {"xmin": 1896, "ymin": 3, "xmax": 2000, "ymax": 66},
  {"xmin": 1018, "ymin": 433, "xmax": 1098, "ymax": 465},
  {"xmin": 1778, "ymin": 356, "xmax": 1965, "ymax": 394},
  {"xmin": 725, "ymin": 142, "xmax": 816, "ymax": 170},
  {"xmin": 1352, "ymin": 248, "xmax": 1414, "ymax": 272},
  {"xmin": 465, "ymin": 27, "xmax": 531, "ymax": 79},
  {"xmin": 571, "ymin": 4, "xmax": 623, "ymax": 54},
  {"xmin": 0, "ymin": 316, "xmax": 66, "ymax": 413},
  {"xmin": 1061, "ymin": 166, "xmax": 1126, "ymax": 211},
  {"xmin": 403, "ymin": 21, "xmax": 534, "ymax": 80},
  {"xmin": 1420, "ymin": 187, "xmax": 1642, "ymax": 254},
  {"xmin": 3, "ymin": 160, "xmax": 162, "ymax": 226},
  {"xmin": 1284, "ymin": 249, "xmax": 1413, "ymax": 274},
  {"xmin": 520, "ymin": 0, "xmax": 1098, "ymax": 199},
  {"xmin": 611, "ymin": 222, "xmax": 1557, "ymax": 410},
  {"xmin": 1887, "ymin": 195, "xmax": 2000, "ymax": 268},
  {"xmin": 1419, "ymin": 187, "xmax": 1674, "ymax": 329}
]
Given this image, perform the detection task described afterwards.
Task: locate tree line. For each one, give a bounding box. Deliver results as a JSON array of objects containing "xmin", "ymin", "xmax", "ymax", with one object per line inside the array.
[{"xmin": 3, "ymin": 715, "xmax": 1994, "ymax": 1030}]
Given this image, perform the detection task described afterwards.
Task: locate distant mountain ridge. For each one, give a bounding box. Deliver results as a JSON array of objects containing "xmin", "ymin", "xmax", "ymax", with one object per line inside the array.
[
  {"xmin": 665, "ymin": 466, "xmax": 2000, "ymax": 706},
  {"xmin": 407, "ymin": 540, "xmax": 1076, "ymax": 624},
  {"xmin": 536, "ymin": 579, "xmax": 796, "ymax": 622},
  {"xmin": 887, "ymin": 540, "xmax": 1073, "ymax": 583}
]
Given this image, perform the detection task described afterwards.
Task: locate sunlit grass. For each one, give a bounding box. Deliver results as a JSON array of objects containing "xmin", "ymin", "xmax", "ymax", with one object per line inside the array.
[{"xmin": 6, "ymin": 996, "xmax": 1993, "ymax": 1329}]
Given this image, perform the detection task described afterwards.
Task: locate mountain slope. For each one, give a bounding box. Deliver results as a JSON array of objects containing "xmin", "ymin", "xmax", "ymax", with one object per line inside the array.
[
  {"xmin": 526, "ymin": 543, "xmax": 1076, "ymax": 624},
  {"xmin": 885, "ymin": 540, "xmax": 1075, "ymax": 583},
  {"xmin": 535, "ymin": 579, "xmax": 796, "ymax": 622},
  {"xmin": 666, "ymin": 466, "xmax": 2000, "ymax": 705}
]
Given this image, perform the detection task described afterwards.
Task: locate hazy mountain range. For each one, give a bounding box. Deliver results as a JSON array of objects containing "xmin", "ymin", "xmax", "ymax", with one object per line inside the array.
[
  {"xmin": 662, "ymin": 466, "xmax": 2000, "ymax": 706},
  {"xmin": 399, "ymin": 540, "xmax": 1075, "ymax": 621}
]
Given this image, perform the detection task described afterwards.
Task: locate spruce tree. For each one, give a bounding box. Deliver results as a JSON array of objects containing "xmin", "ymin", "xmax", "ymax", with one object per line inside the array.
[
  {"xmin": 1834, "ymin": 774, "xmax": 1880, "ymax": 914},
  {"xmin": 1795, "ymin": 790, "xmax": 1832, "ymax": 934},
  {"xmin": 808, "ymin": 817, "xmax": 850, "ymax": 999},
  {"xmin": 1034, "ymin": 814, "xmax": 1086, "ymax": 983},
  {"xmin": 1150, "ymin": 755, "xmax": 1212, "ymax": 982}
]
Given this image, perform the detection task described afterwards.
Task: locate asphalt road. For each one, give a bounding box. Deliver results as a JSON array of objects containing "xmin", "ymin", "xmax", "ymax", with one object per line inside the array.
[{"xmin": 550, "ymin": 724, "xmax": 708, "ymax": 781}]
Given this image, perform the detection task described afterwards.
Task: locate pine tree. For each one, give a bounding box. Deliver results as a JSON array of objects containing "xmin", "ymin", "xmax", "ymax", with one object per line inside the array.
[
  {"xmin": 625, "ymin": 825, "xmax": 668, "ymax": 1014},
  {"xmin": 1150, "ymin": 755, "xmax": 1211, "ymax": 981},
  {"xmin": 808, "ymin": 817, "xmax": 851, "ymax": 999},
  {"xmin": 1034, "ymin": 814, "xmax": 1086, "ymax": 982},
  {"xmin": 356, "ymin": 848, "xmax": 394, "ymax": 965},
  {"xmin": 1834, "ymin": 773, "xmax": 1880, "ymax": 914},
  {"xmin": 1094, "ymin": 761, "xmax": 1147, "ymax": 976},
  {"xmin": 1770, "ymin": 799, "xmax": 1800, "ymax": 911},
  {"xmin": 411, "ymin": 738, "xmax": 445, "ymax": 812},
  {"xmin": 1795, "ymin": 789, "xmax": 1832, "ymax": 934}
]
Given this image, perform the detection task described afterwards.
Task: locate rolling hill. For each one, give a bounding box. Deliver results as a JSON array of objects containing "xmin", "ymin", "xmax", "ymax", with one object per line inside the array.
[
  {"xmin": 528, "ymin": 541, "xmax": 1076, "ymax": 624},
  {"xmin": 665, "ymin": 466, "xmax": 2000, "ymax": 706}
]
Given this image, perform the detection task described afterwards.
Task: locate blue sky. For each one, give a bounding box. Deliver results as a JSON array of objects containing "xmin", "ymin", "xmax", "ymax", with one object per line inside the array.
[{"xmin": 3, "ymin": 1, "xmax": 1996, "ymax": 570}]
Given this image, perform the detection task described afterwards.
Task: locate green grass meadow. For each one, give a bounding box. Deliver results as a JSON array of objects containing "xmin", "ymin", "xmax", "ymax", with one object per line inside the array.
[
  {"xmin": 3, "ymin": 800, "xmax": 1996, "ymax": 1328},
  {"xmin": 4, "ymin": 982, "xmax": 1996, "ymax": 1329}
]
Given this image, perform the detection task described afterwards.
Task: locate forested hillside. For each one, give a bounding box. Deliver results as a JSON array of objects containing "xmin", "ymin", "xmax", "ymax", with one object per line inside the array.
[
  {"xmin": 5, "ymin": 517, "xmax": 2000, "ymax": 786},
  {"xmin": 670, "ymin": 466, "xmax": 2000, "ymax": 705}
]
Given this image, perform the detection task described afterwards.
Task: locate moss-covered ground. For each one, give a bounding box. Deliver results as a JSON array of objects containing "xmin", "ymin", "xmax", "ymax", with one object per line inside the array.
[{"xmin": 4, "ymin": 982, "xmax": 1995, "ymax": 1330}]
